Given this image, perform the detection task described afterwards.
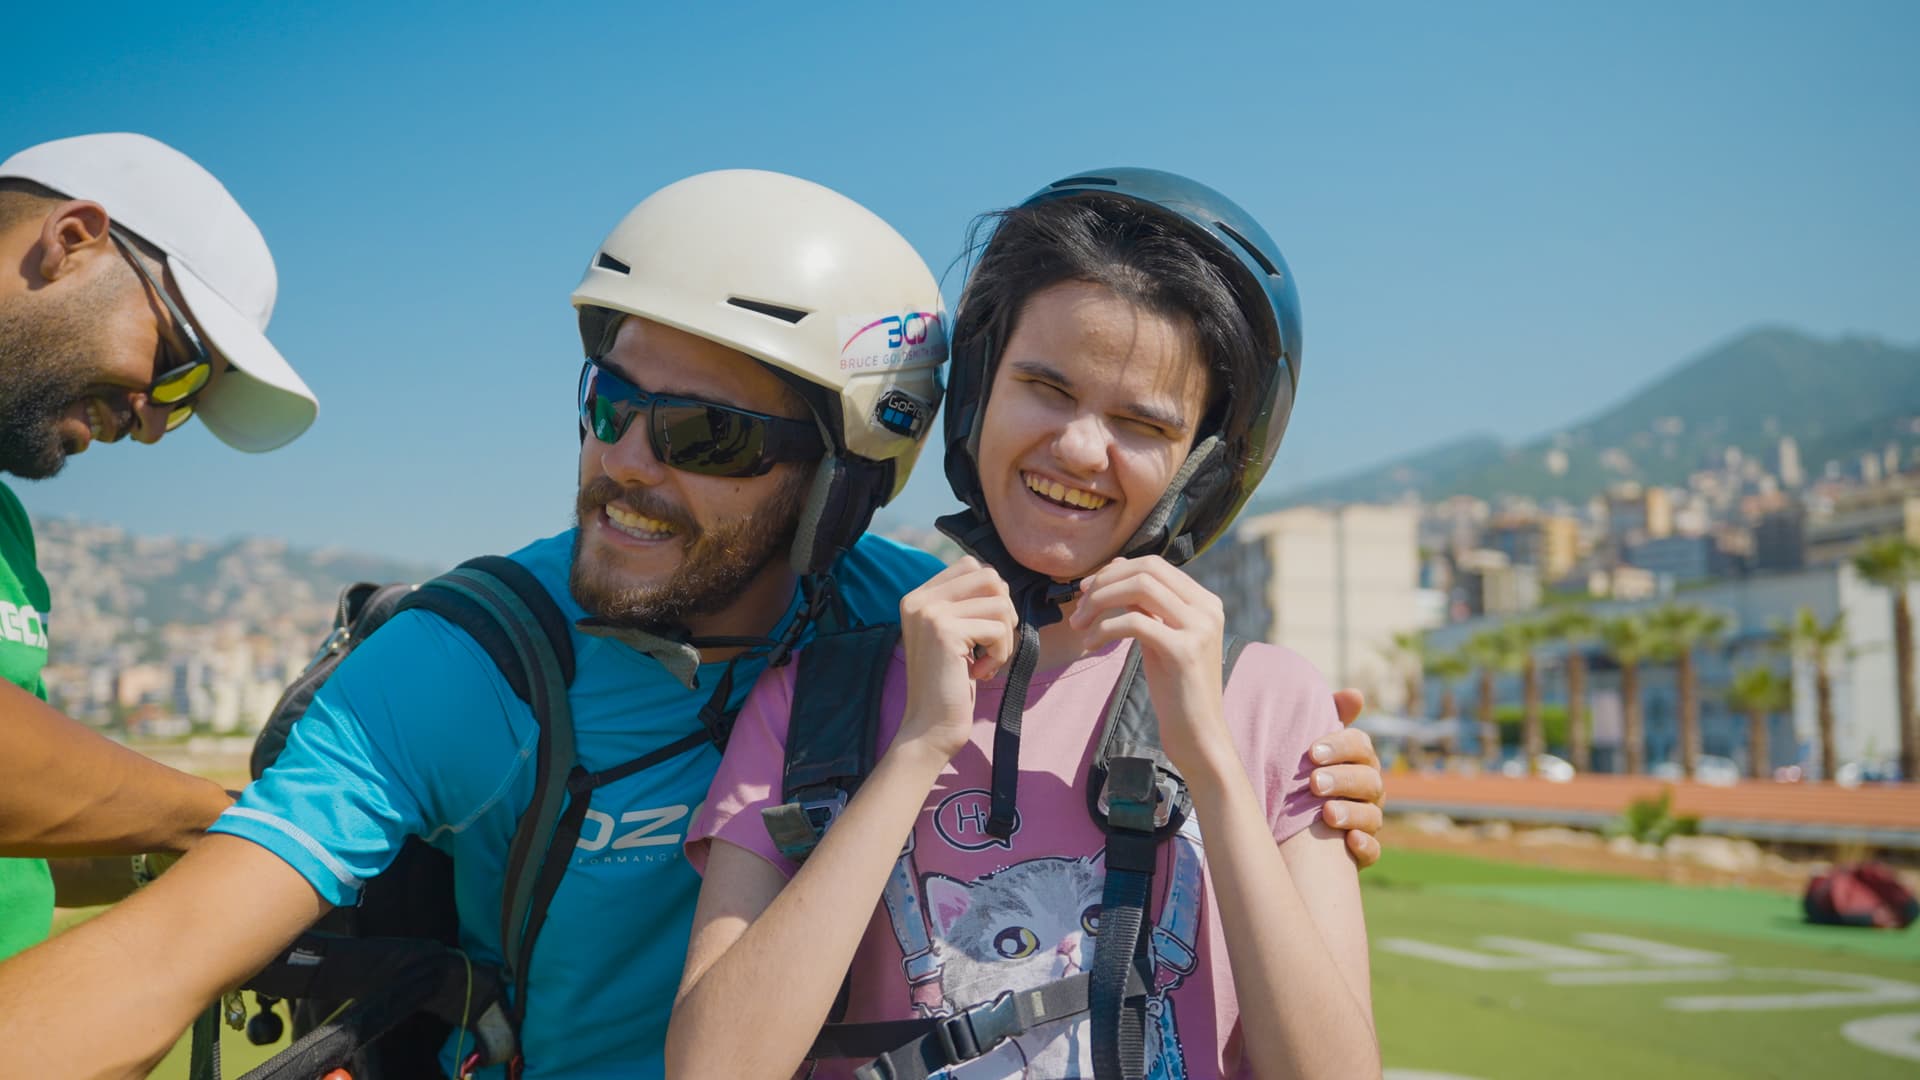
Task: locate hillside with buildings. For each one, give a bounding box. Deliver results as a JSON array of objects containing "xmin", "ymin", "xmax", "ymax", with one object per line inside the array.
[
  {"xmin": 1272, "ymin": 327, "xmax": 1920, "ymax": 507},
  {"xmin": 34, "ymin": 518, "xmax": 436, "ymax": 736}
]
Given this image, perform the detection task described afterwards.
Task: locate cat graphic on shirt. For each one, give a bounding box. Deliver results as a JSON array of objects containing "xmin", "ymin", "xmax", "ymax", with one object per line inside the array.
[
  {"xmin": 923, "ymin": 853, "xmax": 1105, "ymax": 1077},
  {"xmin": 917, "ymin": 835, "xmax": 1203, "ymax": 1080}
]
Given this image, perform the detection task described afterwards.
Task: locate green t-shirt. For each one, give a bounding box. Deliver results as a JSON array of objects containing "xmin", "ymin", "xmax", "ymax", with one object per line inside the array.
[{"xmin": 0, "ymin": 482, "xmax": 54, "ymax": 960}]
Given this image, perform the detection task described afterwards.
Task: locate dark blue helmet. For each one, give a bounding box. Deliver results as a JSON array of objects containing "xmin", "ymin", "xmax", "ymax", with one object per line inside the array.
[{"xmin": 941, "ymin": 167, "xmax": 1302, "ymax": 566}]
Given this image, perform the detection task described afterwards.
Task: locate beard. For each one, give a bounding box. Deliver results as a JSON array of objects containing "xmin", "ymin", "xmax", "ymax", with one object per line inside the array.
[
  {"xmin": 0, "ymin": 280, "xmax": 120, "ymax": 479},
  {"xmin": 568, "ymin": 467, "xmax": 812, "ymax": 632}
]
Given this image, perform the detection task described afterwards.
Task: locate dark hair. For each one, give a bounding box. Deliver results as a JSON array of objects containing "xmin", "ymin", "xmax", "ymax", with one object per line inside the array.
[
  {"xmin": 952, "ymin": 193, "xmax": 1270, "ymax": 463},
  {"xmin": 0, "ymin": 178, "xmax": 63, "ymax": 232}
]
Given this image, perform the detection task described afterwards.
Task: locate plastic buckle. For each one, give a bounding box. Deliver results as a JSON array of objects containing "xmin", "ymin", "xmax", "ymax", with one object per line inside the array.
[
  {"xmin": 1097, "ymin": 757, "xmax": 1175, "ymax": 832},
  {"xmin": 800, "ymin": 790, "xmax": 848, "ymax": 835},
  {"xmin": 934, "ymin": 990, "xmax": 1019, "ymax": 1065}
]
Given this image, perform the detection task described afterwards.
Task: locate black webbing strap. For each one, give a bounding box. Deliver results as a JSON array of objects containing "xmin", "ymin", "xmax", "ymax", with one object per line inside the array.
[
  {"xmin": 515, "ymin": 729, "xmax": 717, "ymax": 990},
  {"xmin": 188, "ymin": 1002, "xmax": 221, "ymax": 1080},
  {"xmin": 762, "ymin": 624, "xmax": 900, "ymax": 861},
  {"xmin": 396, "ymin": 557, "xmax": 576, "ymax": 1047},
  {"xmin": 1089, "ymin": 635, "xmax": 1251, "ymax": 1080},
  {"xmin": 806, "ymin": 969, "xmax": 1146, "ymax": 1080},
  {"xmin": 985, "ymin": 616, "xmax": 1040, "ymax": 839}
]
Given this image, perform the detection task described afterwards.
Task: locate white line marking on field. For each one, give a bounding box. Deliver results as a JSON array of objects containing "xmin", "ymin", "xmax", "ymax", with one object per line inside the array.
[
  {"xmin": 1665, "ymin": 969, "xmax": 1920, "ymax": 1012},
  {"xmin": 1549, "ymin": 968, "xmax": 1737, "ymax": 986},
  {"xmin": 1571, "ymin": 933, "xmax": 1727, "ymax": 966},
  {"xmin": 1380, "ymin": 936, "xmax": 1627, "ymax": 970},
  {"xmin": 1841, "ymin": 1013, "xmax": 1920, "ymax": 1064},
  {"xmin": 1478, "ymin": 936, "xmax": 1624, "ymax": 967}
]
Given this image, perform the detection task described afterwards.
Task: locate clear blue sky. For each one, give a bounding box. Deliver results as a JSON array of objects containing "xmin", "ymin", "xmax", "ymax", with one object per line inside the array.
[{"xmin": 6, "ymin": 1, "xmax": 1916, "ymax": 565}]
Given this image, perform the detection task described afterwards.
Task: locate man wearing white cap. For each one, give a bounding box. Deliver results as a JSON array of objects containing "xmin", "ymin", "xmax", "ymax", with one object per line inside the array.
[{"xmin": 0, "ymin": 132, "xmax": 319, "ymax": 959}]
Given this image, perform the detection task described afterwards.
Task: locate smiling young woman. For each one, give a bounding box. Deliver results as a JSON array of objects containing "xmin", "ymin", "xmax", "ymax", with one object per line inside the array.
[{"xmin": 670, "ymin": 169, "xmax": 1379, "ymax": 1080}]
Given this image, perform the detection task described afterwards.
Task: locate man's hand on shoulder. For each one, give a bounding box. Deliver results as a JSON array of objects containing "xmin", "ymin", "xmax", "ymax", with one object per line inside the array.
[{"xmin": 1308, "ymin": 689, "xmax": 1384, "ymax": 869}]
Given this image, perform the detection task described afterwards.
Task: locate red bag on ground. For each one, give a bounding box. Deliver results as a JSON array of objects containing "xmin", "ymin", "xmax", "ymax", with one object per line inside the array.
[{"xmin": 1804, "ymin": 862, "xmax": 1919, "ymax": 929}]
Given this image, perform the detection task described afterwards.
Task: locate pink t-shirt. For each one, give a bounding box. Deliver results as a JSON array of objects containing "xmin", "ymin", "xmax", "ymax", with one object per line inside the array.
[{"xmin": 686, "ymin": 639, "xmax": 1339, "ymax": 1080}]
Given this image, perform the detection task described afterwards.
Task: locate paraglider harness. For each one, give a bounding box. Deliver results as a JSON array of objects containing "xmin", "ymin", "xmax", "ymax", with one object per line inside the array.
[
  {"xmin": 762, "ymin": 523, "xmax": 1251, "ymax": 1080},
  {"xmin": 200, "ymin": 555, "xmax": 835, "ymax": 1080}
]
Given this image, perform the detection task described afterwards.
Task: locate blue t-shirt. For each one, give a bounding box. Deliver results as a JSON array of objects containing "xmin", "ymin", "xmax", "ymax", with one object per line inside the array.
[{"xmin": 212, "ymin": 529, "xmax": 941, "ymax": 1079}]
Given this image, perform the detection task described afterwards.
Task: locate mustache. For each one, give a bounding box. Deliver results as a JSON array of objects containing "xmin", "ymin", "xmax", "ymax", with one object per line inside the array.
[{"xmin": 577, "ymin": 476, "xmax": 700, "ymax": 537}]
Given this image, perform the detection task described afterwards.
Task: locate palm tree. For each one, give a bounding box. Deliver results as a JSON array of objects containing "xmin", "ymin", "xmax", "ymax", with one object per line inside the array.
[
  {"xmin": 1388, "ymin": 630, "xmax": 1431, "ymax": 719},
  {"xmin": 1778, "ymin": 606, "xmax": 1847, "ymax": 781},
  {"xmin": 1599, "ymin": 615, "xmax": 1655, "ymax": 774},
  {"xmin": 1514, "ymin": 621, "xmax": 1549, "ymax": 773},
  {"xmin": 1852, "ymin": 534, "xmax": 1920, "ymax": 781},
  {"xmin": 1466, "ymin": 628, "xmax": 1510, "ymax": 769},
  {"xmin": 1427, "ymin": 648, "xmax": 1473, "ymax": 758},
  {"xmin": 1542, "ymin": 609, "xmax": 1599, "ymax": 771},
  {"xmin": 1646, "ymin": 603, "xmax": 1732, "ymax": 781},
  {"xmin": 1469, "ymin": 625, "xmax": 1533, "ymax": 770},
  {"xmin": 1726, "ymin": 666, "xmax": 1791, "ymax": 780}
]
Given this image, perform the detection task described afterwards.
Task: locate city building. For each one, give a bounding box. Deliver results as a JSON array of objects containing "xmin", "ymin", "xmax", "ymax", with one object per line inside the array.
[
  {"xmin": 1423, "ymin": 561, "xmax": 1918, "ymax": 777},
  {"xmin": 1753, "ymin": 505, "xmax": 1808, "ymax": 572},
  {"xmin": 1186, "ymin": 503, "xmax": 1436, "ymax": 712},
  {"xmin": 1805, "ymin": 480, "xmax": 1920, "ymax": 565}
]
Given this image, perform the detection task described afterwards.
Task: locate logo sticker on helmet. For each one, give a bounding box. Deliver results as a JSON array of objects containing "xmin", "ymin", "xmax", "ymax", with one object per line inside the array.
[
  {"xmin": 837, "ymin": 311, "xmax": 946, "ymax": 372},
  {"xmin": 873, "ymin": 389, "xmax": 930, "ymax": 437}
]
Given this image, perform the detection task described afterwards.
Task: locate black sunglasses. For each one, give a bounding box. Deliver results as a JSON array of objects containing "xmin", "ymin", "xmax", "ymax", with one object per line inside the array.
[
  {"xmin": 109, "ymin": 226, "xmax": 212, "ymax": 432},
  {"xmin": 577, "ymin": 359, "xmax": 824, "ymax": 477}
]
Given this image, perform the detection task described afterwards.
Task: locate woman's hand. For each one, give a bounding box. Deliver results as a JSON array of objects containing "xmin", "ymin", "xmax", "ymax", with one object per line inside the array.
[
  {"xmin": 896, "ymin": 557, "xmax": 1017, "ymax": 762},
  {"xmin": 1068, "ymin": 555, "xmax": 1229, "ymax": 775}
]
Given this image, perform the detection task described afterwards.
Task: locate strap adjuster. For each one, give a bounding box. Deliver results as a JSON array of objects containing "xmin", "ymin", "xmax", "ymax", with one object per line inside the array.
[
  {"xmin": 934, "ymin": 990, "xmax": 1020, "ymax": 1065},
  {"xmin": 1097, "ymin": 756, "xmax": 1176, "ymax": 832},
  {"xmin": 763, "ymin": 789, "xmax": 848, "ymax": 862}
]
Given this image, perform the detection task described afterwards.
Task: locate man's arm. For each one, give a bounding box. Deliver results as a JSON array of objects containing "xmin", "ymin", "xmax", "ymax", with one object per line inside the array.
[
  {"xmin": 0, "ymin": 680, "xmax": 232, "ymax": 856},
  {"xmin": 0, "ymin": 834, "xmax": 327, "ymax": 1079}
]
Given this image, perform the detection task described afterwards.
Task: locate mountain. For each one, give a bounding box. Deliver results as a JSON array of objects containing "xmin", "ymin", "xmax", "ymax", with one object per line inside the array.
[{"xmin": 1264, "ymin": 327, "xmax": 1920, "ymax": 508}]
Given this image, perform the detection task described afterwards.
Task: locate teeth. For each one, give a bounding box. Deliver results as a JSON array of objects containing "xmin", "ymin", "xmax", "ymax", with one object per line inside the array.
[
  {"xmin": 87, "ymin": 399, "xmax": 115, "ymax": 442},
  {"xmin": 1024, "ymin": 472, "xmax": 1108, "ymax": 511},
  {"xmin": 605, "ymin": 504, "xmax": 676, "ymax": 538}
]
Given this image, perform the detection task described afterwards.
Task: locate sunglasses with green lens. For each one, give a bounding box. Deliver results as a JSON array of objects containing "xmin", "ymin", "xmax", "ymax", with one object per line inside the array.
[
  {"xmin": 577, "ymin": 359, "xmax": 825, "ymax": 478},
  {"xmin": 110, "ymin": 227, "xmax": 211, "ymax": 432}
]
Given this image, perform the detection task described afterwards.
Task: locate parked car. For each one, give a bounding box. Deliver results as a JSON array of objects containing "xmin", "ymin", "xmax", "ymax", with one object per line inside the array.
[
  {"xmin": 1651, "ymin": 756, "xmax": 1740, "ymax": 786},
  {"xmin": 1499, "ymin": 753, "xmax": 1577, "ymax": 782}
]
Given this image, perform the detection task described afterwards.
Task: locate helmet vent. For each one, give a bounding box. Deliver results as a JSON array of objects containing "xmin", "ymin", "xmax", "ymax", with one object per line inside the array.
[
  {"xmin": 595, "ymin": 252, "xmax": 632, "ymax": 274},
  {"xmin": 726, "ymin": 297, "xmax": 811, "ymax": 324},
  {"xmin": 1214, "ymin": 222, "xmax": 1279, "ymax": 278},
  {"xmin": 1051, "ymin": 175, "xmax": 1118, "ymax": 188}
]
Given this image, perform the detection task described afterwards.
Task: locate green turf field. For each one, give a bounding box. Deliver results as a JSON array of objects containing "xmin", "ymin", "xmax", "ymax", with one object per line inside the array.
[
  {"xmin": 81, "ymin": 848, "xmax": 1920, "ymax": 1078},
  {"xmin": 1365, "ymin": 850, "xmax": 1920, "ymax": 1079}
]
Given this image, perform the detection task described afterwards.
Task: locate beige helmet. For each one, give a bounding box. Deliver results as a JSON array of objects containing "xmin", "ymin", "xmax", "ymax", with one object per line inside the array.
[{"xmin": 571, "ymin": 170, "xmax": 946, "ymax": 576}]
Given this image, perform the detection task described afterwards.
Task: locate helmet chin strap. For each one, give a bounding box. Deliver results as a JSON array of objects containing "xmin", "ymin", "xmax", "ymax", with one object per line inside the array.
[{"xmin": 933, "ymin": 433, "xmax": 1227, "ymax": 839}]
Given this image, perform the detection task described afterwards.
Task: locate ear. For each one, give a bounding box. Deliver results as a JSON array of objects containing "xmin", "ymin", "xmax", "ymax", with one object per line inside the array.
[
  {"xmin": 922, "ymin": 873, "xmax": 972, "ymax": 938},
  {"xmin": 35, "ymin": 200, "xmax": 114, "ymax": 284}
]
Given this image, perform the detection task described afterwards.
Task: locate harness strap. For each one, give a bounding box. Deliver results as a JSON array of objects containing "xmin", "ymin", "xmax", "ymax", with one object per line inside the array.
[
  {"xmin": 404, "ymin": 558, "xmax": 576, "ymax": 1040},
  {"xmin": 763, "ymin": 624, "xmax": 899, "ymax": 861},
  {"xmin": 1089, "ymin": 635, "xmax": 1250, "ymax": 1080},
  {"xmin": 189, "ymin": 1003, "xmax": 221, "ymax": 1080},
  {"xmin": 803, "ymin": 969, "xmax": 1146, "ymax": 1080},
  {"xmin": 986, "ymin": 614, "xmax": 1041, "ymax": 839}
]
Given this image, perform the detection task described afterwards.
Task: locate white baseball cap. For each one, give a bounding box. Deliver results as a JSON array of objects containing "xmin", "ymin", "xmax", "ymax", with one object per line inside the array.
[{"xmin": 0, "ymin": 132, "xmax": 317, "ymax": 451}]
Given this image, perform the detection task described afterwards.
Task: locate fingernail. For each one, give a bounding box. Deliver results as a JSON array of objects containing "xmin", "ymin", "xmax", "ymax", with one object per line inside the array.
[
  {"xmin": 1313, "ymin": 773, "xmax": 1332, "ymax": 795},
  {"xmin": 1311, "ymin": 742, "xmax": 1332, "ymax": 764},
  {"xmin": 1329, "ymin": 806, "xmax": 1349, "ymax": 827}
]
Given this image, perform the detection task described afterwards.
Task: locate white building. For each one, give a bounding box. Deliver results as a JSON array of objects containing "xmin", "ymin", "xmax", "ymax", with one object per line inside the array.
[{"xmin": 1187, "ymin": 504, "xmax": 1437, "ymax": 712}]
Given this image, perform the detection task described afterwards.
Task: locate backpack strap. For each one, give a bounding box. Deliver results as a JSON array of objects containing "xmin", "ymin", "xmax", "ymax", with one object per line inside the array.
[
  {"xmin": 1086, "ymin": 634, "xmax": 1249, "ymax": 1080},
  {"xmin": 761, "ymin": 623, "xmax": 901, "ymax": 862},
  {"xmin": 395, "ymin": 555, "xmax": 576, "ymax": 1053}
]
